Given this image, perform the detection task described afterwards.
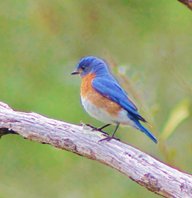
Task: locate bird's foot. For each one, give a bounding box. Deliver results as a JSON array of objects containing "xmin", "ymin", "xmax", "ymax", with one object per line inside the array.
[
  {"xmin": 99, "ymin": 136, "xmax": 120, "ymax": 142},
  {"xmin": 84, "ymin": 124, "xmax": 109, "ymax": 134},
  {"xmin": 84, "ymin": 124, "xmax": 97, "ymax": 130}
]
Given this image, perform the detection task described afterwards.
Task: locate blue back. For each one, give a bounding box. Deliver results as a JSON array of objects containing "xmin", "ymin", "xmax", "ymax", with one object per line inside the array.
[{"xmin": 92, "ymin": 74, "xmax": 146, "ymax": 122}]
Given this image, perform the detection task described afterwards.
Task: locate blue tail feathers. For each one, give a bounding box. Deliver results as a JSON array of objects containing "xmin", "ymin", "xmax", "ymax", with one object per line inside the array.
[{"xmin": 134, "ymin": 120, "xmax": 157, "ymax": 143}]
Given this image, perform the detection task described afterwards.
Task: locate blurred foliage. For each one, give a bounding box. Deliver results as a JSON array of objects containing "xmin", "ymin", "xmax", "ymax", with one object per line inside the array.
[
  {"xmin": 0, "ymin": 1, "xmax": 192, "ymax": 198},
  {"xmin": 159, "ymin": 99, "xmax": 191, "ymax": 164},
  {"xmin": 161, "ymin": 99, "xmax": 190, "ymax": 141}
]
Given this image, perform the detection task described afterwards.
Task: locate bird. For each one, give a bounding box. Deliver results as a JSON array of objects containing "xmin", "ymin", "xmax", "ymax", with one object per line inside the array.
[{"xmin": 71, "ymin": 56, "xmax": 157, "ymax": 143}]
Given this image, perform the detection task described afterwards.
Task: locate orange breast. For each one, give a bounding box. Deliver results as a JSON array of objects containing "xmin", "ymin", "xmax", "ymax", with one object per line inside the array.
[{"xmin": 80, "ymin": 73, "xmax": 122, "ymax": 116}]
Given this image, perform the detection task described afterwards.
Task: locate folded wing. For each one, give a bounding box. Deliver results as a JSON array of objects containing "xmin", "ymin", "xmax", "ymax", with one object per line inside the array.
[{"xmin": 92, "ymin": 77, "xmax": 146, "ymax": 122}]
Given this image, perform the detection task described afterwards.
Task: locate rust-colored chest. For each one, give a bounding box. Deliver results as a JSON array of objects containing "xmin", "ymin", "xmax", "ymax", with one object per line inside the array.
[
  {"xmin": 80, "ymin": 73, "xmax": 95, "ymax": 98},
  {"xmin": 80, "ymin": 73, "xmax": 121, "ymax": 116}
]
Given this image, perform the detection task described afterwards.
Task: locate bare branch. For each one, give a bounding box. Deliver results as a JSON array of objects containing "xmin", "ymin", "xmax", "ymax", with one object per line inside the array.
[
  {"xmin": 178, "ymin": 0, "xmax": 192, "ymax": 10},
  {"xmin": 0, "ymin": 101, "xmax": 192, "ymax": 197}
]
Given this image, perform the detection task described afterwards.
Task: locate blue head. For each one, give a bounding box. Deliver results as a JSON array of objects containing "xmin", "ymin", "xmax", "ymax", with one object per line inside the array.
[{"xmin": 71, "ymin": 56, "xmax": 110, "ymax": 77}]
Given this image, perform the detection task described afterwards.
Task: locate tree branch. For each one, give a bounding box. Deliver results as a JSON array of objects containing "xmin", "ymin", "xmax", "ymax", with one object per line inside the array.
[
  {"xmin": 178, "ymin": 0, "xmax": 192, "ymax": 10},
  {"xmin": 0, "ymin": 101, "xmax": 192, "ymax": 197}
]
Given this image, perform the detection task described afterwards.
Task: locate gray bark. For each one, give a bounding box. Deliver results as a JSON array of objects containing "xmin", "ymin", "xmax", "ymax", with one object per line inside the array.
[{"xmin": 0, "ymin": 101, "xmax": 192, "ymax": 197}]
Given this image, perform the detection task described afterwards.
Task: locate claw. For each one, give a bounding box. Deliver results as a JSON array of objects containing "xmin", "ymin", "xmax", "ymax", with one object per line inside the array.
[
  {"xmin": 84, "ymin": 124, "xmax": 109, "ymax": 135},
  {"xmin": 98, "ymin": 136, "xmax": 120, "ymax": 142},
  {"xmin": 99, "ymin": 136, "xmax": 112, "ymax": 142},
  {"xmin": 85, "ymin": 124, "xmax": 97, "ymax": 130}
]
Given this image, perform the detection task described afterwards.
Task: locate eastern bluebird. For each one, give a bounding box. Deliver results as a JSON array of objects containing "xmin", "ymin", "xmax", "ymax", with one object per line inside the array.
[{"xmin": 71, "ymin": 56, "xmax": 157, "ymax": 143}]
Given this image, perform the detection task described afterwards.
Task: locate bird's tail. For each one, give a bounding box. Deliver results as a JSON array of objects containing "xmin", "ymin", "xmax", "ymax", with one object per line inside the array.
[{"xmin": 134, "ymin": 120, "xmax": 157, "ymax": 143}]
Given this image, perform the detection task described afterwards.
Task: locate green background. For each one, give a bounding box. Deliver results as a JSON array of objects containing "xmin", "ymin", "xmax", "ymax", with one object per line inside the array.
[{"xmin": 0, "ymin": 1, "xmax": 192, "ymax": 197}]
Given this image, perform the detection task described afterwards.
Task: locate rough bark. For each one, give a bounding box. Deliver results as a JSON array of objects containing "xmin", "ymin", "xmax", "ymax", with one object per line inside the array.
[
  {"xmin": 178, "ymin": 0, "xmax": 192, "ymax": 10},
  {"xmin": 0, "ymin": 101, "xmax": 192, "ymax": 197}
]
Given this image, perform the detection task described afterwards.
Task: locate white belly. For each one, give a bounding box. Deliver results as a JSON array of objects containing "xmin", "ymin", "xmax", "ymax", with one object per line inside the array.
[{"xmin": 81, "ymin": 97, "xmax": 135, "ymax": 127}]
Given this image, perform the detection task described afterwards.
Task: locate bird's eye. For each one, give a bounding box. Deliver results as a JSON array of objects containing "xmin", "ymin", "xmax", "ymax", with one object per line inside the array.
[{"xmin": 81, "ymin": 65, "xmax": 86, "ymax": 70}]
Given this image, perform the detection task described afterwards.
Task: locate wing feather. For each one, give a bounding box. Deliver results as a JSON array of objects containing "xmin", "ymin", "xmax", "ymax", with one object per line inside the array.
[{"xmin": 92, "ymin": 77, "xmax": 146, "ymax": 122}]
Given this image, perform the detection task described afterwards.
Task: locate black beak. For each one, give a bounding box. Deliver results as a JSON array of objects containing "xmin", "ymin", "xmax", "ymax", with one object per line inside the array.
[{"xmin": 71, "ymin": 71, "xmax": 80, "ymax": 75}]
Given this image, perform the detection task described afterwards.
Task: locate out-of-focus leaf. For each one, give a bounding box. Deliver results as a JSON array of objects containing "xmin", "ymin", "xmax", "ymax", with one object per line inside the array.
[{"xmin": 160, "ymin": 99, "xmax": 190, "ymax": 140}]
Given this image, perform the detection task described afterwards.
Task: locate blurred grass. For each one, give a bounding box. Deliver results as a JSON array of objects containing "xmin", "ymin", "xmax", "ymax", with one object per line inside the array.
[
  {"xmin": 161, "ymin": 99, "xmax": 190, "ymax": 140},
  {"xmin": 0, "ymin": 1, "xmax": 192, "ymax": 198}
]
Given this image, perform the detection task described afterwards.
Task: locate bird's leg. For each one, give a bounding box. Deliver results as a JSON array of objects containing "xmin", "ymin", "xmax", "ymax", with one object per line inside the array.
[
  {"xmin": 85, "ymin": 123, "xmax": 96, "ymax": 129},
  {"xmin": 85, "ymin": 123, "xmax": 110, "ymax": 132},
  {"xmin": 97, "ymin": 124, "xmax": 111, "ymax": 131},
  {"xmin": 99, "ymin": 123, "xmax": 120, "ymax": 142},
  {"xmin": 111, "ymin": 123, "xmax": 120, "ymax": 138}
]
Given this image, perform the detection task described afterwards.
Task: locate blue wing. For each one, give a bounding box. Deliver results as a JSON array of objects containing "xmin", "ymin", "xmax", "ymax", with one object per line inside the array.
[
  {"xmin": 92, "ymin": 76, "xmax": 158, "ymax": 143},
  {"xmin": 92, "ymin": 76, "xmax": 146, "ymax": 122}
]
